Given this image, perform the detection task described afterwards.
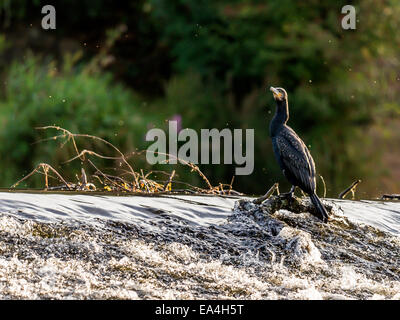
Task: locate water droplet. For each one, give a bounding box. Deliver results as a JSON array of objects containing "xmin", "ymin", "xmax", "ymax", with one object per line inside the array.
[{"xmin": 62, "ymin": 99, "xmax": 66, "ymax": 103}]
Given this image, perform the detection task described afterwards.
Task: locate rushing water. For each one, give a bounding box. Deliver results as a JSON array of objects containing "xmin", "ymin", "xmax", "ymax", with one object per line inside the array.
[{"xmin": 0, "ymin": 191, "xmax": 399, "ymax": 299}]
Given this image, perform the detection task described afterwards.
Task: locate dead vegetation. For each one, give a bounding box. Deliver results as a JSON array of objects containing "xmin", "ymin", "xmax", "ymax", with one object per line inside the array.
[
  {"xmin": 9, "ymin": 126, "xmax": 370, "ymax": 200},
  {"xmin": 11, "ymin": 126, "xmax": 240, "ymax": 195},
  {"xmin": 338, "ymin": 180, "xmax": 362, "ymax": 200}
]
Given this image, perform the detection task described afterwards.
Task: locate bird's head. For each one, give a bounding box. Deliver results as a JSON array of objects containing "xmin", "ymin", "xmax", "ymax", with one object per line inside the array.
[{"xmin": 270, "ymin": 87, "xmax": 288, "ymax": 102}]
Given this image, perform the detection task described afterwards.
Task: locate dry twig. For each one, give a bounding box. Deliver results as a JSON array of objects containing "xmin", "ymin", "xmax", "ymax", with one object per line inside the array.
[{"xmin": 339, "ymin": 180, "xmax": 361, "ymax": 199}]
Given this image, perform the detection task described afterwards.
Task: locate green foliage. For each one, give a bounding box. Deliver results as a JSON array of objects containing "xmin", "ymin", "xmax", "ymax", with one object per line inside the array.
[
  {"xmin": 1, "ymin": 0, "xmax": 400, "ymax": 196},
  {"xmin": 0, "ymin": 53, "xmax": 163, "ymax": 187},
  {"xmin": 147, "ymin": 0, "xmax": 400, "ymax": 195}
]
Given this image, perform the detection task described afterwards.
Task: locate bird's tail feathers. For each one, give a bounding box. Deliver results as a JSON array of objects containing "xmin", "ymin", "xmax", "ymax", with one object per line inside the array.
[{"xmin": 310, "ymin": 193, "xmax": 329, "ymax": 223}]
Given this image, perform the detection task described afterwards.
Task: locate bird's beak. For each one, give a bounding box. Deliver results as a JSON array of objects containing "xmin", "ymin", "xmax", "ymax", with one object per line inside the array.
[{"xmin": 270, "ymin": 86, "xmax": 282, "ymax": 100}]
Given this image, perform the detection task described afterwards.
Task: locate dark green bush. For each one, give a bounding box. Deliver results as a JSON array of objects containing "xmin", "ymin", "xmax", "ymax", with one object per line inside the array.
[
  {"xmin": 0, "ymin": 53, "xmax": 165, "ymax": 187},
  {"xmin": 1, "ymin": 0, "xmax": 400, "ymax": 196}
]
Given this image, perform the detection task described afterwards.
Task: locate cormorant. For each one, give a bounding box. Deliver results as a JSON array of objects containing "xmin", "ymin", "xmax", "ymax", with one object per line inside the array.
[{"xmin": 269, "ymin": 86, "xmax": 329, "ymax": 222}]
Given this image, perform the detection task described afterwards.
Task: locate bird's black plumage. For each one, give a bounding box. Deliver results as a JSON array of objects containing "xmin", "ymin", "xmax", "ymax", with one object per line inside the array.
[{"xmin": 269, "ymin": 87, "xmax": 329, "ymax": 222}]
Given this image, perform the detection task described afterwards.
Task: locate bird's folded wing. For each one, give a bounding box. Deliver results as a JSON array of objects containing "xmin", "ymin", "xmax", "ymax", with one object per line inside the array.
[{"xmin": 275, "ymin": 130, "xmax": 316, "ymax": 190}]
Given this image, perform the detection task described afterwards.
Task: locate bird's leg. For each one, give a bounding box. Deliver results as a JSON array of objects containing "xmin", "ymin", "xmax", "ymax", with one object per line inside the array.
[
  {"xmin": 281, "ymin": 185, "xmax": 295, "ymax": 197},
  {"xmin": 280, "ymin": 185, "xmax": 296, "ymax": 206},
  {"xmin": 281, "ymin": 185, "xmax": 296, "ymax": 206},
  {"xmin": 282, "ymin": 185, "xmax": 296, "ymax": 206},
  {"xmin": 289, "ymin": 185, "xmax": 295, "ymax": 197}
]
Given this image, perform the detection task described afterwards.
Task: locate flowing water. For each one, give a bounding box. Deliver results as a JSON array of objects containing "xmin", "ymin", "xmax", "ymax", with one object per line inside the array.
[{"xmin": 0, "ymin": 190, "xmax": 399, "ymax": 300}]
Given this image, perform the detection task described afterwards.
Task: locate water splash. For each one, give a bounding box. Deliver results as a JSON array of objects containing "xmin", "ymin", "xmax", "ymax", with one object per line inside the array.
[{"xmin": 0, "ymin": 192, "xmax": 399, "ymax": 299}]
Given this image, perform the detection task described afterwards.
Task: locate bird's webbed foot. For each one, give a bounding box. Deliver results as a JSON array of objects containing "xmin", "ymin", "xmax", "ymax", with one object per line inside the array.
[{"xmin": 281, "ymin": 185, "xmax": 295, "ymax": 198}]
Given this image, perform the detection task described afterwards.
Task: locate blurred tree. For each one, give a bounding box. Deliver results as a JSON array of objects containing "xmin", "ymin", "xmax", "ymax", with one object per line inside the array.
[
  {"xmin": 0, "ymin": 0, "xmax": 399, "ymax": 196},
  {"xmin": 147, "ymin": 0, "xmax": 400, "ymax": 195},
  {"xmin": 0, "ymin": 53, "xmax": 164, "ymax": 187}
]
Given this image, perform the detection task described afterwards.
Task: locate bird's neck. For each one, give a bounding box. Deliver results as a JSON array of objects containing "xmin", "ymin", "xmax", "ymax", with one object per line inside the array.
[{"xmin": 271, "ymin": 99, "xmax": 289, "ymax": 132}]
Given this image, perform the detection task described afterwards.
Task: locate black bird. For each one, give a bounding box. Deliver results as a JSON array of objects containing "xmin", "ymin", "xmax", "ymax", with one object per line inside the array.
[{"xmin": 269, "ymin": 86, "xmax": 329, "ymax": 222}]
